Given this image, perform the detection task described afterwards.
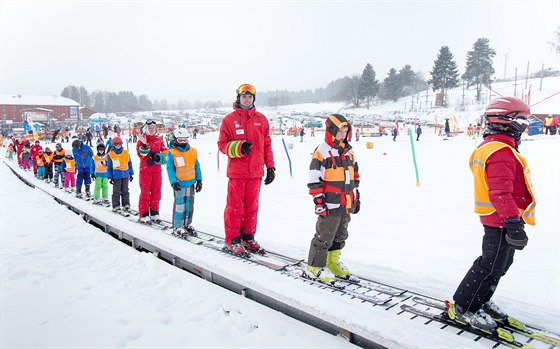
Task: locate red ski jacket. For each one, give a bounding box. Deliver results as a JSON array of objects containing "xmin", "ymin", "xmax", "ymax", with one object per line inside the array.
[
  {"xmin": 136, "ymin": 134, "xmax": 168, "ymax": 173},
  {"xmin": 218, "ymin": 103, "xmax": 275, "ymax": 178},
  {"xmin": 476, "ymin": 134, "xmax": 533, "ymax": 227}
]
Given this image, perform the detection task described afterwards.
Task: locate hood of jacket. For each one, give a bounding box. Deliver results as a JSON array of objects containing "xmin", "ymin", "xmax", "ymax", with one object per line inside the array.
[{"xmin": 324, "ymin": 114, "xmax": 352, "ymax": 150}]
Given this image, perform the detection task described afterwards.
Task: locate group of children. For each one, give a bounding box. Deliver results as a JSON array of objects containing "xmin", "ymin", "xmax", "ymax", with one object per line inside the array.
[{"xmin": 6, "ymin": 127, "xmax": 202, "ymax": 238}]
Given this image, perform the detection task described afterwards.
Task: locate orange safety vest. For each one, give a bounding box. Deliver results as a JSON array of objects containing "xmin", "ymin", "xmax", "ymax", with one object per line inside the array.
[
  {"xmin": 108, "ymin": 150, "xmax": 129, "ymax": 171},
  {"xmin": 36, "ymin": 155, "xmax": 45, "ymax": 167},
  {"xmin": 64, "ymin": 159, "xmax": 76, "ymax": 173},
  {"xmin": 93, "ymin": 154, "xmax": 108, "ymax": 174},
  {"xmin": 44, "ymin": 153, "xmax": 53, "ymax": 164},
  {"xmin": 169, "ymin": 147, "xmax": 197, "ymax": 181},
  {"xmin": 54, "ymin": 149, "xmax": 65, "ymax": 163},
  {"xmin": 470, "ymin": 141, "xmax": 536, "ymax": 225}
]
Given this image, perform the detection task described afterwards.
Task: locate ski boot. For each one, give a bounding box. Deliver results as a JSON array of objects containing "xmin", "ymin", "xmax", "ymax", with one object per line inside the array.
[
  {"xmin": 482, "ymin": 300, "xmax": 507, "ymax": 321},
  {"xmin": 123, "ymin": 204, "xmax": 131, "ymax": 212},
  {"xmin": 85, "ymin": 185, "xmax": 92, "ymax": 200},
  {"xmin": 54, "ymin": 183, "xmax": 59, "ymax": 188},
  {"xmin": 306, "ymin": 266, "xmax": 336, "ymax": 285},
  {"xmin": 242, "ymin": 239, "xmax": 264, "ymax": 254},
  {"xmin": 185, "ymin": 226, "xmax": 198, "ymax": 237},
  {"xmin": 446, "ymin": 302, "xmax": 497, "ymax": 332},
  {"xmin": 327, "ymin": 250, "xmax": 352, "ymax": 279},
  {"xmin": 224, "ymin": 239, "xmax": 248, "ymax": 257},
  {"xmin": 102, "ymin": 199, "xmax": 111, "ymax": 206},
  {"xmin": 172, "ymin": 227, "xmax": 187, "ymax": 238},
  {"xmin": 139, "ymin": 212, "xmax": 150, "ymax": 223},
  {"xmin": 150, "ymin": 209, "xmax": 161, "ymax": 223},
  {"xmin": 76, "ymin": 188, "xmax": 83, "ymax": 198},
  {"xmin": 112, "ymin": 206, "xmax": 122, "ymax": 213}
]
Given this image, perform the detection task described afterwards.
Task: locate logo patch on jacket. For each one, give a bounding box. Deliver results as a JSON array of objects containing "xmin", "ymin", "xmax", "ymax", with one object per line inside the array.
[{"xmin": 254, "ymin": 123, "xmax": 261, "ymax": 126}]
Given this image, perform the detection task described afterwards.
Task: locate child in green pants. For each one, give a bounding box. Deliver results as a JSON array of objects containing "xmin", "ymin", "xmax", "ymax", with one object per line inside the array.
[{"xmin": 92, "ymin": 143, "xmax": 110, "ymax": 205}]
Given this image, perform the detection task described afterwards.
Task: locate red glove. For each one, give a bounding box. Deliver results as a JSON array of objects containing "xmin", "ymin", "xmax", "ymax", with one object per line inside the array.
[{"xmin": 313, "ymin": 195, "xmax": 328, "ymax": 216}]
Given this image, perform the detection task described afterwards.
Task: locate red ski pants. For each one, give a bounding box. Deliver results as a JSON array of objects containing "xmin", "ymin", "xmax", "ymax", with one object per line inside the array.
[
  {"xmin": 139, "ymin": 169, "xmax": 162, "ymax": 216},
  {"xmin": 224, "ymin": 178, "xmax": 262, "ymax": 244}
]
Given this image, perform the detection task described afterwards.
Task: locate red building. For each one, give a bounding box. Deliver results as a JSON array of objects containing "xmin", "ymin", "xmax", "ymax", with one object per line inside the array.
[{"xmin": 1, "ymin": 95, "xmax": 81, "ymax": 127}]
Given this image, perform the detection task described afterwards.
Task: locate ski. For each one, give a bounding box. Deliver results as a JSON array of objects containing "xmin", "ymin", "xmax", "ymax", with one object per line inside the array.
[
  {"xmin": 132, "ymin": 218, "xmax": 168, "ymax": 230},
  {"xmin": 400, "ymin": 304, "xmax": 534, "ymax": 349},
  {"xmin": 111, "ymin": 208, "xmax": 130, "ymax": 217},
  {"xmin": 282, "ymin": 265, "xmax": 392, "ymax": 305},
  {"xmin": 337, "ymin": 276, "xmax": 408, "ymax": 297},
  {"xmin": 412, "ymin": 297, "xmax": 560, "ymax": 347}
]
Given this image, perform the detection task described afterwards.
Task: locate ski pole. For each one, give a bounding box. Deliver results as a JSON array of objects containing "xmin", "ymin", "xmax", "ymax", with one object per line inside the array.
[
  {"xmin": 408, "ymin": 128, "xmax": 420, "ymax": 187},
  {"xmin": 281, "ymin": 138, "xmax": 293, "ymax": 177}
]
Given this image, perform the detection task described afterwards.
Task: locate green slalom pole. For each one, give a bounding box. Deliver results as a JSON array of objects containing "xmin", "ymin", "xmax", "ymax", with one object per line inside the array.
[{"xmin": 408, "ymin": 128, "xmax": 421, "ymax": 187}]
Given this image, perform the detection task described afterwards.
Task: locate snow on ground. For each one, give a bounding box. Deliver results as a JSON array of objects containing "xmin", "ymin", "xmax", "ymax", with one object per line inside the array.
[
  {"xmin": 0, "ymin": 159, "xmax": 355, "ymax": 348},
  {"xmin": 1, "ymin": 102, "xmax": 559, "ymax": 347}
]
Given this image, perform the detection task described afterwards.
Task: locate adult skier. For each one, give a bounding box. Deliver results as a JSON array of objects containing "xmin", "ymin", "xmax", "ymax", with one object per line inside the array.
[
  {"xmin": 137, "ymin": 120, "xmax": 168, "ymax": 223},
  {"xmin": 448, "ymin": 97, "xmax": 536, "ymax": 331},
  {"xmin": 217, "ymin": 83, "xmax": 275, "ymax": 255}
]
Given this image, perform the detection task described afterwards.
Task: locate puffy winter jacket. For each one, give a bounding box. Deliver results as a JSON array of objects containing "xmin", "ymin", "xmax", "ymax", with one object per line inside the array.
[
  {"xmin": 217, "ymin": 103, "xmax": 275, "ymax": 178},
  {"xmin": 472, "ymin": 134, "xmax": 535, "ymax": 227},
  {"xmin": 107, "ymin": 147, "xmax": 134, "ymax": 179},
  {"xmin": 308, "ymin": 114, "xmax": 360, "ymax": 215},
  {"xmin": 166, "ymin": 143, "xmax": 202, "ymax": 188},
  {"xmin": 136, "ymin": 134, "xmax": 168, "ymax": 172},
  {"xmin": 72, "ymin": 143, "xmax": 94, "ymax": 172}
]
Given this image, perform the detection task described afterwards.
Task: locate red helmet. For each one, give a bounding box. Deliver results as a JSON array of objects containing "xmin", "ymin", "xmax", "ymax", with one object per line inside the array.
[
  {"xmin": 485, "ymin": 97, "xmax": 530, "ymax": 124},
  {"xmin": 112, "ymin": 137, "xmax": 122, "ymax": 144}
]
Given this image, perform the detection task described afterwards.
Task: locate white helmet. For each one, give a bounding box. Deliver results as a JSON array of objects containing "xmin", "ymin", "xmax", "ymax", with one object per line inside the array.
[{"xmin": 173, "ymin": 128, "xmax": 189, "ymax": 140}]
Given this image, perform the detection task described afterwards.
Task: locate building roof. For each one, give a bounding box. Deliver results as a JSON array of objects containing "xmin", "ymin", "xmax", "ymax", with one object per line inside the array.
[{"xmin": 0, "ymin": 95, "xmax": 79, "ymax": 107}]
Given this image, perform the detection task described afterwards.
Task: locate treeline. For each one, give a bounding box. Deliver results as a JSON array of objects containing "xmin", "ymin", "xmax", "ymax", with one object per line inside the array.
[
  {"xmin": 61, "ymin": 86, "xmax": 223, "ymax": 113},
  {"xmin": 62, "ymin": 37, "xmax": 539, "ymax": 111},
  {"xmin": 262, "ymin": 37, "xmax": 500, "ymax": 108}
]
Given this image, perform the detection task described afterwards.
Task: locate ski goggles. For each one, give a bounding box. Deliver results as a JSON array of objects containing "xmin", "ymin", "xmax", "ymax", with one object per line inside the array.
[
  {"xmin": 113, "ymin": 141, "xmax": 123, "ymax": 145},
  {"xmin": 145, "ymin": 120, "xmax": 157, "ymax": 126},
  {"xmin": 237, "ymin": 84, "xmax": 256, "ymax": 95}
]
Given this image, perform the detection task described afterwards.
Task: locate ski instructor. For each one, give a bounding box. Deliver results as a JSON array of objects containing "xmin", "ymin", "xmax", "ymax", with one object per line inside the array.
[
  {"xmin": 137, "ymin": 120, "xmax": 168, "ymax": 223},
  {"xmin": 217, "ymin": 83, "xmax": 275, "ymax": 256},
  {"xmin": 448, "ymin": 97, "xmax": 536, "ymax": 332}
]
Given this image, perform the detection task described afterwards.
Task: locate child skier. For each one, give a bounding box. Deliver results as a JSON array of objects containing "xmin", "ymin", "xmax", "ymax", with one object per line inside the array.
[
  {"xmin": 72, "ymin": 139, "xmax": 94, "ymax": 199},
  {"xmin": 166, "ymin": 128, "xmax": 202, "ymax": 236},
  {"xmin": 36, "ymin": 149, "xmax": 46, "ymax": 179},
  {"xmin": 107, "ymin": 137, "xmax": 134, "ymax": 213},
  {"xmin": 6, "ymin": 143, "xmax": 14, "ymax": 160},
  {"xmin": 43, "ymin": 147, "xmax": 54, "ymax": 183},
  {"xmin": 20, "ymin": 144, "xmax": 31, "ymax": 170},
  {"xmin": 92, "ymin": 143, "xmax": 110, "ymax": 205},
  {"xmin": 306, "ymin": 114, "xmax": 360, "ymax": 284},
  {"xmin": 52, "ymin": 143, "xmax": 66, "ymax": 188},
  {"xmin": 448, "ymin": 97, "xmax": 536, "ymax": 332},
  {"xmin": 62, "ymin": 153, "xmax": 76, "ymax": 192}
]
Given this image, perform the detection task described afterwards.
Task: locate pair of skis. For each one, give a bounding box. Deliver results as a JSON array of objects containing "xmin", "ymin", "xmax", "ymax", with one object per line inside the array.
[{"xmin": 401, "ymin": 297, "xmax": 559, "ymax": 348}]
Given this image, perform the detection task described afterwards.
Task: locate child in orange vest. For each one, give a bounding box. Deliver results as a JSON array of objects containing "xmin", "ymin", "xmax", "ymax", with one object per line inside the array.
[
  {"xmin": 36, "ymin": 149, "xmax": 46, "ymax": 179},
  {"xmin": 62, "ymin": 153, "xmax": 76, "ymax": 192},
  {"xmin": 166, "ymin": 128, "xmax": 202, "ymax": 236}
]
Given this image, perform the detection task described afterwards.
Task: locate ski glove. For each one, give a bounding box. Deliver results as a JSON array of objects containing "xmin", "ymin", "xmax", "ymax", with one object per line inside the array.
[
  {"xmin": 264, "ymin": 167, "xmax": 276, "ymax": 185},
  {"xmin": 504, "ymin": 218, "xmax": 528, "ymax": 250},
  {"xmin": 195, "ymin": 180, "xmax": 202, "ymax": 193},
  {"xmin": 313, "ymin": 195, "xmax": 328, "ymax": 216},
  {"xmin": 129, "ymin": 175, "xmax": 133, "ymax": 182},
  {"xmin": 109, "ymin": 178, "xmax": 114, "ymax": 185},
  {"xmin": 172, "ymin": 182, "xmax": 181, "ymax": 191},
  {"xmin": 240, "ymin": 141, "xmax": 252, "ymax": 156},
  {"xmin": 91, "ymin": 174, "xmax": 96, "ymax": 180},
  {"xmin": 353, "ymin": 189, "xmax": 361, "ymax": 214}
]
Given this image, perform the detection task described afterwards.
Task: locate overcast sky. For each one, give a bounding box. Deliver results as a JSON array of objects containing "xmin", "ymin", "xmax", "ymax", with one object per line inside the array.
[{"xmin": 1, "ymin": 0, "xmax": 559, "ymax": 103}]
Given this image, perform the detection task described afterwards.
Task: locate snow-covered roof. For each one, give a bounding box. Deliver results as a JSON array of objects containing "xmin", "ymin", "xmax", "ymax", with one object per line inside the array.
[{"xmin": 0, "ymin": 94, "xmax": 79, "ymax": 107}]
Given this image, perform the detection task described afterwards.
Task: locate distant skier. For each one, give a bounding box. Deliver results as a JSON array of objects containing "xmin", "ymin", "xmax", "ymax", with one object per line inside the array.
[
  {"xmin": 306, "ymin": 114, "xmax": 360, "ymax": 284},
  {"xmin": 166, "ymin": 128, "xmax": 202, "ymax": 236},
  {"xmin": 416, "ymin": 125, "xmax": 422, "ymax": 141},
  {"xmin": 448, "ymin": 97, "xmax": 536, "ymax": 332},
  {"xmin": 391, "ymin": 126, "xmax": 398, "ymax": 141},
  {"xmin": 217, "ymin": 83, "xmax": 275, "ymax": 256},
  {"xmin": 444, "ymin": 118, "xmax": 450, "ymax": 137}
]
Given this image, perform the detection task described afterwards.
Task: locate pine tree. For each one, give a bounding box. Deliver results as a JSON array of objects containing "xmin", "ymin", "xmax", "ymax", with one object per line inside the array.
[
  {"xmin": 397, "ymin": 65, "xmax": 416, "ymax": 98},
  {"xmin": 462, "ymin": 38, "xmax": 496, "ymax": 102},
  {"xmin": 358, "ymin": 63, "xmax": 379, "ymax": 109},
  {"xmin": 428, "ymin": 46, "xmax": 460, "ymax": 106},
  {"xmin": 382, "ymin": 68, "xmax": 401, "ymax": 102}
]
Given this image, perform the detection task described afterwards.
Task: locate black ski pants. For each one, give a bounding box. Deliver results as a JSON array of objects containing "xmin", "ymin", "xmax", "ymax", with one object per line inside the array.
[
  {"xmin": 453, "ymin": 225, "xmax": 515, "ymax": 313},
  {"xmin": 111, "ymin": 178, "xmax": 130, "ymax": 208}
]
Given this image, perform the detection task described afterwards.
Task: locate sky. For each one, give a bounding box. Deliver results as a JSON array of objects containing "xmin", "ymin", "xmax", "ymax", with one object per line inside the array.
[{"xmin": 1, "ymin": 0, "xmax": 559, "ymax": 103}]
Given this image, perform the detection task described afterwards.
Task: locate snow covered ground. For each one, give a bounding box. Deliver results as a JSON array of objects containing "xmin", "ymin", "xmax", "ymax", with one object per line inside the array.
[{"xmin": 1, "ymin": 123, "xmax": 559, "ymax": 347}]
